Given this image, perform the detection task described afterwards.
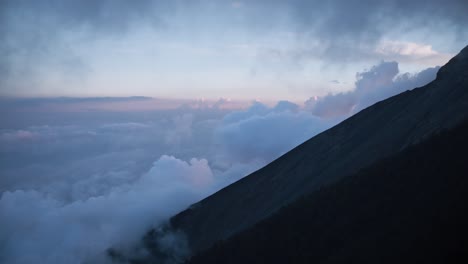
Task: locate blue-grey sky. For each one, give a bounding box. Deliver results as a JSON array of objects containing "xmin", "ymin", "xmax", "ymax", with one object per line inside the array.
[
  {"xmin": 1, "ymin": 0, "xmax": 467, "ymax": 101},
  {"xmin": 2, "ymin": 2, "xmax": 464, "ymax": 261}
]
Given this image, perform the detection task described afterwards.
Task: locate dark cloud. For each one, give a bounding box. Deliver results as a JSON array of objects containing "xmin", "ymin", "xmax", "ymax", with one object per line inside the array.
[
  {"xmin": 246, "ymin": 0, "xmax": 467, "ymax": 68},
  {"xmin": 1, "ymin": 0, "xmax": 466, "ymax": 89},
  {"xmin": 286, "ymin": 0, "xmax": 468, "ymax": 58},
  {"xmin": 0, "ymin": 0, "xmax": 166, "ymax": 34},
  {"xmin": 0, "ymin": 0, "xmax": 172, "ymax": 91}
]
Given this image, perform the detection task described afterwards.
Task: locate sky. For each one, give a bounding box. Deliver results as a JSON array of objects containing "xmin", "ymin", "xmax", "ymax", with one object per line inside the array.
[
  {"xmin": 1, "ymin": 0, "xmax": 467, "ymax": 101},
  {"xmin": 0, "ymin": 1, "xmax": 467, "ymax": 263}
]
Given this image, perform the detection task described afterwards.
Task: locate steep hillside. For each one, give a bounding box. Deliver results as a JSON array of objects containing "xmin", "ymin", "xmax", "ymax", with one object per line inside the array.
[
  {"xmin": 189, "ymin": 118, "xmax": 468, "ymax": 264},
  {"xmin": 159, "ymin": 45, "xmax": 468, "ymax": 254}
]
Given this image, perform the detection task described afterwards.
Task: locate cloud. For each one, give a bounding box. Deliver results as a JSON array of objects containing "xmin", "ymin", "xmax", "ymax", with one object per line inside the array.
[
  {"xmin": 0, "ymin": 155, "xmax": 216, "ymax": 264},
  {"xmin": 0, "ymin": 130, "xmax": 37, "ymax": 142},
  {"xmin": 165, "ymin": 114, "xmax": 194, "ymax": 146},
  {"xmin": 3, "ymin": 103, "xmax": 324, "ymax": 263},
  {"xmin": 222, "ymin": 101, "xmax": 269, "ymax": 124},
  {"xmin": 377, "ymin": 41, "xmax": 439, "ymax": 58},
  {"xmin": 305, "ymin": 62, "xmax": 440, "ymax": 117},
  {"xmin": 0, "ymin": 143, "xmax": 271, "ymax": 264},
  {"xmin": 283, "ymin": 0, "xmax": 468, "ymax": 60},
  {"xmin": 375, "ymin": 40, "xmax": 453, "ymax": 65},
  {"xmin": 215, "ymin": 101, "xmax": 337, "ymax": 164},
  {"xmin": 246, "ymin": 1, "xmax": 466, "ymax": 72},
  {"xmin": 2, "ymin": 0, "xmax": 466, "ymax": 93},
  {"xmin": 0, "ymin": 0, "xmax": 172, "ymax": 92},
  {"xmin": 0, "ymin": 120, "xmax": 163, "ymax": 195},
  {"xmin": 273, "ymin": 100, "xmax": 300, "ymax": 112},
  {"xmin": 305, "ymin": 93, "xmax": 357, "ymax": 118},
  {"xmin": 0, "ymin": 60, "xmax": 440, "ymax": 263}
]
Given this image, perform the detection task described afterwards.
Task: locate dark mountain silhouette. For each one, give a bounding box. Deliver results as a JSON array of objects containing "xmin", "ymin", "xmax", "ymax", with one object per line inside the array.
[
  {"xmin": 188, "ymin": 117, "xmax": 468, "ymax": 264},
  {"xmin": 137, "ymin": 45, "xmax": 468, "ymax": 261}
]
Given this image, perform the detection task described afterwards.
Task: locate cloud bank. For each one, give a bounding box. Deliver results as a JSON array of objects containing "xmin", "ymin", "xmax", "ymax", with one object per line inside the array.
[
  {"xmin": 0, "ymin": 155, "xmax": 215, "ymax": 263},
  {"xmin": 0, "ymin": 61, "xmax": 441, "ymax": 263}
]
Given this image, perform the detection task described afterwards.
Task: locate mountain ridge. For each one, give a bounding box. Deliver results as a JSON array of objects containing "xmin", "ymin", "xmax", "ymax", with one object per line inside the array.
[
  {"xmin": 147, "ymin": 45, "xmax": 468, "ymax": 256},
  {"xmin": 188, "ymin": 115, "xmax": 468, "ymax": 264}
]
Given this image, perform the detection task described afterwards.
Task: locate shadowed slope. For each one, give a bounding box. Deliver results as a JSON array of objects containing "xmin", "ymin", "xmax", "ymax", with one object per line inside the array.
[
  {"xmin": 147, "ymin": 45, "xmax": 468, "ymax": 256},
  {"xmin": 188, "ymin": 116, "xmax": 468, "ymax": 264}
]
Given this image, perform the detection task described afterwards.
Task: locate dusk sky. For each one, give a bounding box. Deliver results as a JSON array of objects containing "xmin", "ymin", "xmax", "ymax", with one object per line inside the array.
[
  {"xmin": 1, "ymin": 1, "xmax": 468, "ymax": 263},
  {"xmin": 1, "ymin": 0, "xmax": 467, "ymax": 101}
]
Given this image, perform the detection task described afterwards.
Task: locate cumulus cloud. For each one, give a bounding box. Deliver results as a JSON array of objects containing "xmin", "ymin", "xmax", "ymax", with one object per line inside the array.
[
  {"xmin": 305, "ymin": 93, "xmax": 357, "ymax": 118},
  {"xmin": 0, "ymin": 94, "xmax": 348, "ymax": 263},
  {"xmin": 273, "ymin": 100, "xmax": 300, "ymax": 112},
  {"xmin": 215, "ymin": 101, "xmax": 337, "ymax": 164},
  {"xmin": 305, "ymin": 62, "xmax": 440, "ymax": 117},
  {"xmin": 1, "ymin": 101, "xmax": 334, "ymax": 263},
  {"xmin": 0, "ymin": 149, "xmax": 269, "ymax": 264},
  {"xmin": 0, "ymin": 155, "xmax": 215, "ymax": 264}
]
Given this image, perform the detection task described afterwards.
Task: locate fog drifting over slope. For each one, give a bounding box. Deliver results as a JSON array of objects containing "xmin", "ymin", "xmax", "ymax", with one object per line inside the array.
[{"xmin": 0, "ymin": 62, "xmax": 438, "ymax": 263}]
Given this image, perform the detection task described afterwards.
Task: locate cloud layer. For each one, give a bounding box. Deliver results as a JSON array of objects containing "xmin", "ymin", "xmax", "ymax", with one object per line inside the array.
[
  {"xmin": 0, "ymin": 155, "xmax": 215, "ymax": 263},
  {"xmin": 1, "ymin": 0, "xmax": 465, "ymax": 98},
  {"xmin": 0, "ymin": 60, "xmax": 441, "ymax": 263}
]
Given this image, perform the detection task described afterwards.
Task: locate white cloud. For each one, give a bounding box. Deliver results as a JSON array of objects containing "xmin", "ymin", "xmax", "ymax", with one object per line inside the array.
[
  {"xmin": 3, "ymin": 104, "xmax": 326, "ymax": 263},
  {"xmin": 0, "ymin": 155, "xmax": 214, "ymax": 264},
  {"xmin": 215, "ymin": 101, "xmax": 336, "ymax": 164},
  {"xmin": 375, "ymin": 40, "xmax": 452, "ymax": 65},
  {"xmin": 377, "ymin": 41, "xmax": 437, "ymax": 57},
  {"xmin": 305, "ymin": 62, "xmax": 440, "ymax": 117}
]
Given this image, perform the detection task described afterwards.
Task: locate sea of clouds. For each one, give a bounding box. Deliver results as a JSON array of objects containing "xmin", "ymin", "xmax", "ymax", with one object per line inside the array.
[{"xmin": 0, "ymin": 62, "xmax": 439, "ymax": 263}]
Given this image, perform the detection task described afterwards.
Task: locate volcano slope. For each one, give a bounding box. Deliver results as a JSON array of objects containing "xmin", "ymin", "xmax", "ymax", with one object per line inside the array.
[
  {"xmin": 188, "ymin": 116, "xmax": 468, "ymax": 264},
  {"xmin": 142, "ymin": 45, "xmax": 468, "ymax": 258}
]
